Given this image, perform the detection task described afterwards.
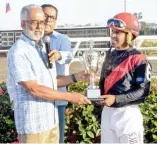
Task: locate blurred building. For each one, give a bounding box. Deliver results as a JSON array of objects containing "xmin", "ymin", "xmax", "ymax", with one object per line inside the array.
[{"xmin": 0, "ymin": 26, "xmax": 110, "ymax": 50}]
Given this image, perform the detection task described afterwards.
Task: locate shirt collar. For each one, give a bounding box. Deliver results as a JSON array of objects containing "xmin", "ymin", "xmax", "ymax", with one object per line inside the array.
[
  {"xmin": 50, "ymin": 31, "xmax": 59, "ymax": 39},
  {"xmin": 21, "ymin": 32, "xmax": 44, "ymax": 48}
]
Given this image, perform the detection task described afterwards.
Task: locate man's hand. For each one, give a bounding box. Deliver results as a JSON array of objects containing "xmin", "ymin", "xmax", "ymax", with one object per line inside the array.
[
  {"xmin": 74, "ymin": 71, "xmax": 90, "ymax": 82},
  {"xmin": 48, "ymin": 49, "xmax": 62, "ymax": 63},
  {"xmin": 100, "ymin": 95, "xmax": 116, "ymax": 106},
  {"xmin": 68, "ymin": 92, "xmax": 91, "ymax": 104}
]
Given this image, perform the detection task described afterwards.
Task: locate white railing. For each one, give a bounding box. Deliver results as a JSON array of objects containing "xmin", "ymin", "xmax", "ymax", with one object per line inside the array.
[
  {"xmin": 135, "ymin": 35, "xmax": 157, "ymax": 48},
  {"xmin": 0, "ymin": 35, "xmax": 157, "ymax": 60},
  {"xmin": 69, "ymin": 35, "xmax": 157, "ymax": 60},
  {"xmin": 0, "ymin": 35, "xmax": 157, "ymax": 74},
  {"xmin": 0, "ymin": 50, "xmax": 8, "ymax": 54},
  {"xmin": 0, "ymin": 35, "xmax": 157, "ymax": 53},
  {"xmin": 70, "ymin": 35, "xmax": 157, "ymax": 55},
  {"xmin": 71, "ymin": 37, "xmax": 111, "ymax": 55}
]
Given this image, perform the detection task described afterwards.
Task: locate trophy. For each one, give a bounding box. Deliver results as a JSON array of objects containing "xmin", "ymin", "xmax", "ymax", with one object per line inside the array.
[{"xmin": 83, "ymin": 40, "xmax": 102, "ymax": 101}]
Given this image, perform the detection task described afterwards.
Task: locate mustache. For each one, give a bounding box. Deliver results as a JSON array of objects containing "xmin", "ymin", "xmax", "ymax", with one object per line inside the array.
[{"xmin": 34, "ymin": 31, "xmax": 42, "ymax": 33}]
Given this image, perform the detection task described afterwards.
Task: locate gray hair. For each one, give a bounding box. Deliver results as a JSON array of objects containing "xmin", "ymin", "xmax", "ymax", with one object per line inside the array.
[{"xmin": 20, "ymin": 4, "xmax": 42, "ymax": 21}]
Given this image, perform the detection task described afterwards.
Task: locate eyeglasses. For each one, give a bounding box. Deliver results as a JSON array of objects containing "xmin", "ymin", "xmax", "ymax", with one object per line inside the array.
[
  {"xmin": 25, "ymin": 20, "xmax": 45, "ymax": 27},
  {"xmin": 45, "ymin": 13, "xmax": 57, "ymax": 21},
  {"xmin": 107, "ymin": 18, "xmax": 139, "ymax": 33},
  {"xmin": 107, "ymin": 18, "xmax": 126, "ymax": 29}
]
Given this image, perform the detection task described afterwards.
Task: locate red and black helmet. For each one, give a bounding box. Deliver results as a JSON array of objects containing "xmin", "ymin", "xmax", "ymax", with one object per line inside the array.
[{"xmin": 107, "ymin": 12, "xmax": 140, "ymax": 38}]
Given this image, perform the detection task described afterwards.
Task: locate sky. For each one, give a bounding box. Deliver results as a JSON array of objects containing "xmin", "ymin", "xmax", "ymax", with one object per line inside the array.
[{"xmin": 0, "ymin": 0, "xmax": 157, "ymax": 30}]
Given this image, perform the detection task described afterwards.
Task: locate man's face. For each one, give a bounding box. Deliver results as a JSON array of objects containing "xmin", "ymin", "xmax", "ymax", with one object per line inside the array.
[
  {"xmin": 22, "ymin": 8, "xmax": 45, "ymax": 41},
  {"xmin": 110, "ymin": 29, "xmax": 127, "ymax": 49},
  {"xmin": 43, "ymin": 7, "xmax": 57, "ymax": 34}
]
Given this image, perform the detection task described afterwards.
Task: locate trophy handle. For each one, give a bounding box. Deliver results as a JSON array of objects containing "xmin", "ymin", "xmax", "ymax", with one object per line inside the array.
[
  {"xmin": 78, "ymin": 56, "xmax": 84, "ymax": 65},
  {"xmin": 78, "ymin": 52, "xmax": 90, "ymax": 73},
  {"xmin": 95, "ymin": 54, "xmax": 105, "ymax": 80},
  {"xmin": 77, "ymin": 51, "xmax": 85, "ymax": 65}
]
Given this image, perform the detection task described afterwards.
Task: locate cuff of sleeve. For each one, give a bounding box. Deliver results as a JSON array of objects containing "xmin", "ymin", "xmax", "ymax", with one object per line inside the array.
[
  {"xmin": 113, "ymin": 95, "xmax": 126, "ymax": 107},
  {"xmin": 57, "ymin": 51, "xmax": 73, "ymax": 64},
  {"xmin": 16, "ymin": 77, "xmax": 36, "ymax": 84},
  {"xmin": 115, "ymin": 95, "xmax": 120, "ymax": 104}
]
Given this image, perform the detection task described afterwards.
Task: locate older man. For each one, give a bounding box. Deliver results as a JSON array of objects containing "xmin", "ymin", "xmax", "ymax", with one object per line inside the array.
[{"xmin": 7, "ymin": 4, "xmax": 90, "ymax": 143}]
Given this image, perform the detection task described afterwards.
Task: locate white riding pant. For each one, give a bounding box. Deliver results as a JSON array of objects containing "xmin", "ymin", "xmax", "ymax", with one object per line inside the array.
[{"xmin": 101, "ymin": 105, "xmax": 144, "ymax": 144}]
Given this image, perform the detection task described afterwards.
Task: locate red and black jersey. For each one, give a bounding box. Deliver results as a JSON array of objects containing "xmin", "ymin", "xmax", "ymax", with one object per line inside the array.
[{"xmin": 99, "ymin": 48, "xmax": 152, "ymax": 107}]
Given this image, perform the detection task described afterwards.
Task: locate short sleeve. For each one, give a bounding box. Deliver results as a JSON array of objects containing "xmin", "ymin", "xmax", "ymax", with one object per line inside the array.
[
  {"xmin": 57, "ymin": 35, "xmax": 73, "ymax": 64},
  {"xmin": 8, "ymin": 51, "xmax": 36, "ymax": 83}
]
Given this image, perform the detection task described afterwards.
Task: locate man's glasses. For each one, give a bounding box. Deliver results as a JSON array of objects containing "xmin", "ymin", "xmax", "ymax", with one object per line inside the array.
[
  {"xmin": 25, "ymin": 20, "xmax": 45, "ymax": 27},
  {"xmin": 45, "ymin": 13, "xmax": 57, "ymax": 21},
  {"xmin": 107, "ymin": 18, "xmax": 126, "ymax": 29}
]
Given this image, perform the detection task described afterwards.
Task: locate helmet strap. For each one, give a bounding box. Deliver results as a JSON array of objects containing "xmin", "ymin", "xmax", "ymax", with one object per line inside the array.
[{"xmin": 126, "ymin": 32, "xmax": 133, "ymax": 44}]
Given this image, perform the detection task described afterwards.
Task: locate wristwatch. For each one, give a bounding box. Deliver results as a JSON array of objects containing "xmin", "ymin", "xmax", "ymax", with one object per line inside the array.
[{"xmin": 71, "ymin": 74, "xmax": 77, "ymax": 82}]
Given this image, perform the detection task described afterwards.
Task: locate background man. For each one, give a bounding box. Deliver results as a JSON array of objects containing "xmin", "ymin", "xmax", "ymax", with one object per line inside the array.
[{"xmin": 41, "ymin": 4, "xmax": 73, "ymax": 143}]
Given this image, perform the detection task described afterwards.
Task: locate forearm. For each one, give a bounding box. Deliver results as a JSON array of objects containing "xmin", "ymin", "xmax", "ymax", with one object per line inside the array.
[
  {"xmin": 21, "ymin": 82, "xmax": 71, "ymax": 101},
  {"xmin": 57, "ymin": 75, "xmax": 74, "ymax": 87},
  {"xmin": 57, "ymin": 71, "xmax": 88, "ymax": 87},
  {"xmin": 19, "ymin": 80, "xmax": 91, "ymax": 105},
  {"xmin": 115, "ymin": 86, "xmax": 149, "ymax": 106}
]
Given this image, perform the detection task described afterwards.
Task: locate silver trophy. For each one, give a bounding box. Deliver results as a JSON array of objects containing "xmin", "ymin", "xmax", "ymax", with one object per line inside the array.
[{"xmin": 83, "ymin": 40, "xmax": 102, "ymax": 101}]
